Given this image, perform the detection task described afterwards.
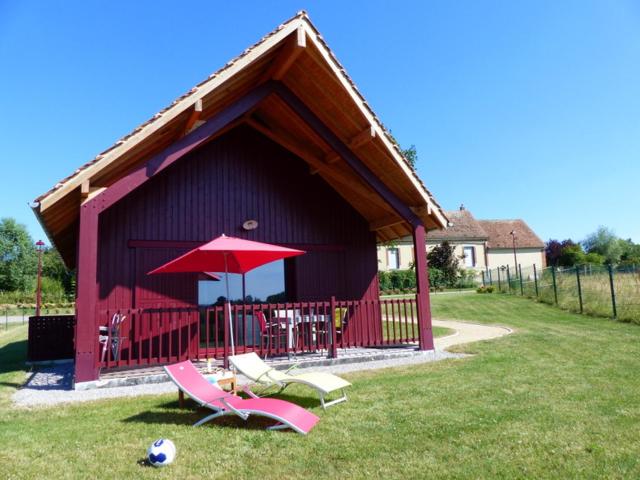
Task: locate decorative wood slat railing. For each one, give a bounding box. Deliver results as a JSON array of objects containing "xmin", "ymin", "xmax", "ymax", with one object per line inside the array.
[{"xmin": 96, "ymin": 297, "xmax": 419, "ymax": 370}]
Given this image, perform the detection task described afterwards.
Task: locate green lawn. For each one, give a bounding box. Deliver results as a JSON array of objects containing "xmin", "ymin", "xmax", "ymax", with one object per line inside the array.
[{"xmin": 2, "ymin": 295, "xmax": 640, "ymax": 479}]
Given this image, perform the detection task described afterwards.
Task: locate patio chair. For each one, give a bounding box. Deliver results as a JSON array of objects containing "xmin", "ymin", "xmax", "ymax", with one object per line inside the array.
[
  {"xmin": 164, "ymin": 360, "xmax": 319, "ymax": 435},
  {"xmin": 228, "ymin": 352, "xmax": 351, "ymax": 409},
  {"xmin": 254, "ymin": 310, "xmax": 288, "ymax": 357}
]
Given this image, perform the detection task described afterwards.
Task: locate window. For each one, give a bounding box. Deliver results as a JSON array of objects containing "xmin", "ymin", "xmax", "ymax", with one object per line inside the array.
[
  {"xmin": 198, "ymin": 260, "xmax": 286, "ymax": 305},
  {"xmin": 387, "ymin": 248, "xmax": 400, "ymax": 270},
  {"xmin": 463, "ymin": 246, "xmax": 476, "ymax": 268}
]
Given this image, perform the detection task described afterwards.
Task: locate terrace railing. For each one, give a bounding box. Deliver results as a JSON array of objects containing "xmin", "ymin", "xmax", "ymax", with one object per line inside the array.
[{"xmin": 97, "ymin": 296, "xmax": 421, "ymax": 370}]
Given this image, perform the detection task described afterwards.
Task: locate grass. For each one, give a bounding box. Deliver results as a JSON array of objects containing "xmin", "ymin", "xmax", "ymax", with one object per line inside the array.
[
  {"xmin": 381, "ymin": 321, "xmax": 453, "ymax": 341},
  {"xmin": 2, "ymin": 295, "xmax": 640, "ymax": 478}
]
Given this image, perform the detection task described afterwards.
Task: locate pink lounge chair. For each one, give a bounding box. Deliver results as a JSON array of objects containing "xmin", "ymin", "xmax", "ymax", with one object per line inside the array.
[{"xmin": 164, "ymin": 360, "xmax": 319, "ymax": 435}]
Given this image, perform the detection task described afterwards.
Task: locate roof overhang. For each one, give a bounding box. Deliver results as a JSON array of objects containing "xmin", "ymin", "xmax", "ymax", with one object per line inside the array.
[{"xmin": 33, "ymin": 11, "xmax": 448, "ymax": 268}]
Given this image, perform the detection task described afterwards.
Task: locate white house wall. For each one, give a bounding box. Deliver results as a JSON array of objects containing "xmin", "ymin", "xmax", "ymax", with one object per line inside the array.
[{"xmin": 486, "ymin": 248, "xmax": 545, "ymax": 270}]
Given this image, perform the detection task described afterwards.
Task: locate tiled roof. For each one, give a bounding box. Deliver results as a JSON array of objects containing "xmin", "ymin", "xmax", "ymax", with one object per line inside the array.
[
  {"xmin": 478, "ymin": 219, "xmax": 544, "ymax": 249},
  {"xmin": 426, "ymin": 209, "xmax": 487, "ymax": 241}
]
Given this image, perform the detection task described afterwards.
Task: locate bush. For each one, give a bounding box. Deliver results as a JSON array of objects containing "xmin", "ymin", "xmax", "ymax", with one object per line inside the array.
[
  {"xmin": 378, "ymin": 269, "xmax": 416, "ymax": 292},
  {"xmin": 456, "ymin": 268, "xmax": 479, "ymax": 288},
  {"xmin": 476, "ymin": 285, "xmax": 495, "ymax": 294}
]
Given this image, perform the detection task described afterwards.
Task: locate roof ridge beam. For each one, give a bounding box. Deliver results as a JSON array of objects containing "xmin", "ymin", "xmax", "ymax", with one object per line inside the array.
[{"xmin": 260, "ymin": 26, "xmax": 306, "ymax": 83}]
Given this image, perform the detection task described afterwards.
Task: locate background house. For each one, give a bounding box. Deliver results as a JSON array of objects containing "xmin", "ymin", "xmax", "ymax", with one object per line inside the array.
[{"xmin": 378, "ymin": 205, "xmax": 545, "ymax": 272}]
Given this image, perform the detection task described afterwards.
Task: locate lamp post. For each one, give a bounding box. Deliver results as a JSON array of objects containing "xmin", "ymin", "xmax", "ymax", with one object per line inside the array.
[
  {"xmin": 35, "ymin": 240, "xmax": 45, "ymax": 316},
  {"xmin": 509, "ymin": 230, "xmax": 518, "ymax": 274}
]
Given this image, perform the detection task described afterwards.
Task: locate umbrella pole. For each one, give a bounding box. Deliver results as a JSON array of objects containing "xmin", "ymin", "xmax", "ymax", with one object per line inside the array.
[{"xmin": 224, "ymin": 253, "xmax": 235, "ymax": 357}]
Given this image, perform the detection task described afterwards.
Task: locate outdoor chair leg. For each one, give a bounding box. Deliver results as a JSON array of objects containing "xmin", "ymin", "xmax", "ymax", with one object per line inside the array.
[
  {"xmin": 266, "ymin": 422, "xmax": 289, "ymax": 431},
  {"xmin": 193, "ymin": 411, "xmax": 226, "ymax": 427},
  {"xmin": 320, "ymin": 389, "xmax": 348, "ymax": 410}
]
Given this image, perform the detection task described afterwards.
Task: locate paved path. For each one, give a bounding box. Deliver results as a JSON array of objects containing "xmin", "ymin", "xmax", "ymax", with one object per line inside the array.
[
  {"xmin": 12, "ymin": 319, "xmax": 513, "ymax": 407},
  {"xmin": 433, "ymin": 319, "xmax": 513, "ymax": 350}
]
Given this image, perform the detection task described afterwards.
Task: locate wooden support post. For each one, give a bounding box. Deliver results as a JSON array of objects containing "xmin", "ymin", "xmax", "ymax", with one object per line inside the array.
[
  {"xmin": 533, "ymin": 264, "xmax": 539, "ymax": 297},
  {"xmin": 330, "ymin": 296, "xmax": 338, "ymax": 359},
  {"xmin": 74, "ymin": 201, "xmax": 101, "ymax": 384},
  {"xmin": 412, "ymin": 224, "xmax": 433, "ymax": 350}
]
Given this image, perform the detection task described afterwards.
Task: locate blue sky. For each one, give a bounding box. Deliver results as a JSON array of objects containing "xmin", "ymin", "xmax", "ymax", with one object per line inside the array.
[{"xmin": 1, "ymin": 0, "xmax": 639, "ymax": 245}]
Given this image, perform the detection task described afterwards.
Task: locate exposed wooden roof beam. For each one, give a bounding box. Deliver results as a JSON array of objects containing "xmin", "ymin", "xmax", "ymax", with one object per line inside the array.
[
  {"xmin": 326, "ymin": 125, "xmax": 376, "ymax": 164},
  {"xmin": 183, "ymin": 99, "xmax": 203, "ymax": 135},
  {"xmin": 369, "ymin": 214, "xmax": 404, "ymax": 232},
  {"xmin": 245, "ymin": 117, "xmax": 395, "ymax": 214},
  {"xmin": 80, "ymin": 180, "xmax": 90, "ymax": 199},
  {"xmin": 260, "ymin": 26, "xmax": 306, "ymax": 83}
]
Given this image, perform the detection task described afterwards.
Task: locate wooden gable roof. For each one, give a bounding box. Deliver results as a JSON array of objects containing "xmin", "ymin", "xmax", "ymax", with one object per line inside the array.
[{"xmin": 33, "ymin": 11, "xmax": 447, "ymax": 268}]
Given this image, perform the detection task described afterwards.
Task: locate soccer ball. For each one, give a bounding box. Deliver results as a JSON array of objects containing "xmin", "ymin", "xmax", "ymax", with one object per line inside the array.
[{"xmin": 147, "ymin": 438, "xmax": 176, "ymax": 467}]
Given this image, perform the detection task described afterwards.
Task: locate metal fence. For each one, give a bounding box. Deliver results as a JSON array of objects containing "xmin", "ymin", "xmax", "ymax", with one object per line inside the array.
[{"xmin": 482, "ymin": 264, "xmax": 640, "ymax": 323}]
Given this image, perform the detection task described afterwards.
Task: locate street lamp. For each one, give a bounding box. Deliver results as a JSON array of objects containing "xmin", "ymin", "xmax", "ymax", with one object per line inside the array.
[
  {"xmin": 35, "ymin": 240, "xmax": 45, "ymax": 316},
  {"xmin": 509, "ymin": 230, "xmax": 518, "ymax": 275}
]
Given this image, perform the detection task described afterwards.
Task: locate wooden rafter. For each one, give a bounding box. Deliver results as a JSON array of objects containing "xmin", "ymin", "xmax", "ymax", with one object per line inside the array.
[
  {"xmin": 325, "ymin": 125, "xmax": 376, "ymax": 164},
  {"xmin": 369, "ymin": 214, "xmax": 404, "ymax": 232},
  {"xmin": 183, "ymin": 99, "xmax": 203, "ymax": 135},
  {"xmin": 244, "ymin": 116, "xmax": 395, "ymax": 214},
  {"xmin": 274, "ymin": 83, "xmax": 423, "ymax": 227}
]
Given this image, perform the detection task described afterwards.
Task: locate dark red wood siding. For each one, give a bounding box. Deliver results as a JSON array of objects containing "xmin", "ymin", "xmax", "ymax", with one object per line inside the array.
[{"xmin": 96, "ymin": 125, "xmax": 379, "ymax": 313}]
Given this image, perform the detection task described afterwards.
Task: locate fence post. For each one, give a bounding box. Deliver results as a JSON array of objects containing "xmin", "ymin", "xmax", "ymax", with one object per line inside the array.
[
  {"xmin": 481, "ymin": 270, "xmax": 486, "ymax": 287},
  {"xmin": 506, "ymin": 265, "xmax": 511, "ymax": 293},
  {"xmin": 518, "ymin": 264, "xmax": 524, "ymax": 296},
  {"xmin": 488, "ymin": 269, "xmax": 493, "ymax": 286},
  {"xmin": 533, "ymin": 264, "xmax": 539, "ymax": 297},
  {"xmin": 575, "ymin": 266, "xmax": 583, "ymax": 314},
  {"xmin": 607, "ymin": 264, "xmax": 617, "ymax": 319},
  {"xmin": 551, "ymin": 266, "xmax": 558, "ymax": 305},
  {"xmin": 497, "ymin": 268, "xmax": 502, "ymax": 291},
  {"xmin": 329, "ymin": 296, "xmax": 338, "ymax": 359}
]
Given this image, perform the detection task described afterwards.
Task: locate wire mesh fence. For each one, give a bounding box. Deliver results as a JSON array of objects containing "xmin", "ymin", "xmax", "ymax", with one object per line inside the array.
[{"xmin": 482, "ymin": 263, "xmax": 640, "ymax": 324}]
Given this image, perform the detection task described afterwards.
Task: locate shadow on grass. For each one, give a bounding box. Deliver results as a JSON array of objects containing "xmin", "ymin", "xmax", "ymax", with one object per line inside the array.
[
  {"xmin": 0, "ymin": 339, "xmax": 27, "ymax": 374},
  {"xmin": 123, "ymin": 408, "xmax": 298, "ymax": 433}
]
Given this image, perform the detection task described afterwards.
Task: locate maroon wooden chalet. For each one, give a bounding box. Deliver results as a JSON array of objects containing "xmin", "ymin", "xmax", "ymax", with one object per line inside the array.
[{"xmin": 31, "ymin": 12, "xmax": 448, "ymax": 386}]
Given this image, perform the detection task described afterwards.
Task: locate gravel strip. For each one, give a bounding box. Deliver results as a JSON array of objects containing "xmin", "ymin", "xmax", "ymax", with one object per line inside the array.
[{"xmin": 12, "ymin": 350, "xmax": 465, "ymax": 408}]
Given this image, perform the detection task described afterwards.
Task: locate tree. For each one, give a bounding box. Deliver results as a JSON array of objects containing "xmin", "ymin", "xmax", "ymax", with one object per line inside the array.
[
  {"xmin": 545, "ymin": 239, "xmax": 576, "ymax": 266},
  {"xmin": 427, "ymin": 241, "xmax": 459, "ymax": 286},
  {"xmin": 583, "ymin": 227, "xmax": 623, "ymax": 264},
  {"xmin": 42, "ymin": 248, "xmax": 74, "ymax": 295},
  {"xmin": 388, "ymin": 132, "xmax": 418, "ymax": 168},
  {"xmin": 619, "ymin": 239, "xmax": 640, "ymax": 266},
  {"xmin": 557, "ymin": 244, "xmax": 585, "ymax": 267},
  {"xmin": 0, "ymin": 218, "xmax": 37, "ymax": 291},
  {"xmin": 401, "ymin": 145, "xmax": 417, "ymax": 168}
]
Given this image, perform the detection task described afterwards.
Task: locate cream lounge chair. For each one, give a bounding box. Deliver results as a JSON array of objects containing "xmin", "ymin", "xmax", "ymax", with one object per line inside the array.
[{"xmin": 229, "ymin": 352, "xmax": 351, "ymax": 409}]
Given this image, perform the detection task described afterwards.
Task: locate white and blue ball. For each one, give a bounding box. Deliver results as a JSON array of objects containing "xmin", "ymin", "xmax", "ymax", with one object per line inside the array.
[{"xmin": 147, "ymin": 438, "xmax": 176, "ymax": 467}]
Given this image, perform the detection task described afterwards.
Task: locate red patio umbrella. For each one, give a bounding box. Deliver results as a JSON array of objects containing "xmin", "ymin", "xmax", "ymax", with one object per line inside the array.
[{"xmin": 148, "ymin": 234, "xmax": 305, "ymax": 356}]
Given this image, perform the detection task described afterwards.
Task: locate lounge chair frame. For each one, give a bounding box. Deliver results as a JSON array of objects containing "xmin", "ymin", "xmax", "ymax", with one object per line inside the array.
[{"xmin": 164, "ymin": 361, "xmax": 318, "ymax": 434}]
